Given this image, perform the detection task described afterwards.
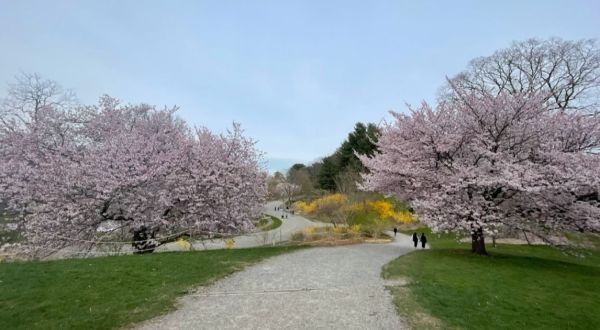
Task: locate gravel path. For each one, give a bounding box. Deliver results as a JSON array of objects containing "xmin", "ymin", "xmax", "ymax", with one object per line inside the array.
[
  {"xmin": 46, "ymin": 201, "xmax": 324, "ymax": 259},
  {"xmin": 183, "ymin": 201, "xmax": 329, "ymax": 250},
  {"xmin": 138, "ymin": 227, "xmax": 415, "ymax": 329}
]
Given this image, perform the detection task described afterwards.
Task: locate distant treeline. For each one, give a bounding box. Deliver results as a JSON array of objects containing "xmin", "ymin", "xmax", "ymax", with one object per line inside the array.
[{"xmin": 270, "ymin": 122, "xmax": 379, "ymax": 197}]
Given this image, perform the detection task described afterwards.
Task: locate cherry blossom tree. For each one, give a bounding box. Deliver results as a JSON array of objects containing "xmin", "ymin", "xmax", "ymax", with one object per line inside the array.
[
  {"xmin": 1, "ymin": 75, "xmax": 266, "ymax": 256},
  {"xmin": 361, "ymin": 90, "xmax": 600, "ymax": 254},
  {"xmin": 274, "ymin": 181, "xmax": 301, "ymax": 205}
]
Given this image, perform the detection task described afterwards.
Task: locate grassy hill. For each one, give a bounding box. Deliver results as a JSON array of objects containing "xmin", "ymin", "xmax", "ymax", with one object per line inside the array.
[
  {"xmin": 383, "ymin": 229, "xmax": 600, "ymax": 329},
  {"xmin": 0, "ymin": 246, "xmax": 301, "ymax": 329}
]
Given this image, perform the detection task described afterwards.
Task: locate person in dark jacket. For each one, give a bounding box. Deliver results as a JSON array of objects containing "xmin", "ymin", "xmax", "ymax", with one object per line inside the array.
[
  {"xmin": 420, "ymin": 233, "xmax": 427, "ymax": 248},
  {"xmin": 412, "ymin": 233, "xmax": 418, "ymax": 248},
  {"xmin": 393, "ymin": 227, "xmax": 398, "ymax": 237}
]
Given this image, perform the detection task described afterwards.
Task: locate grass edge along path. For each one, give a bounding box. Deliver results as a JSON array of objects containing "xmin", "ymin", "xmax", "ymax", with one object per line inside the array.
[
  {"xmin": 258, "ymin": 214, "xmax": 283, "ymax": 232},
  {"xmin": 382, "ymin": 229, "xmax": 600, "ymax": 330},
  {"xmin": 0, "ymin": 246, "xmax": 303, "ymax": 330}
]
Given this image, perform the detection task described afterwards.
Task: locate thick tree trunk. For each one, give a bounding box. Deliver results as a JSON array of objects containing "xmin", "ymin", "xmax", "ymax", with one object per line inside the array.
[
  {"xmin": 471, "ymin": 228, "xmax": 488, "ymax": 255},
  {"xmin": 132, "ymin": 226, "xmax": 159, "ymax": 254}
]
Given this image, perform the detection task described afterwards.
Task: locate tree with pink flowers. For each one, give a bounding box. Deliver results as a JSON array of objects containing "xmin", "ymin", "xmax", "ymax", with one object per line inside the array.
[
  {"xmin": 0, "ymin": 74, "xmax": 266, "ymax": 255},
  {"xmin": 361, "ymin": 87, "xmax": 600, "ymax": 254},
  {"xmin": 274, "ymin": 181, "xmax": 301, "ymax": 205}
]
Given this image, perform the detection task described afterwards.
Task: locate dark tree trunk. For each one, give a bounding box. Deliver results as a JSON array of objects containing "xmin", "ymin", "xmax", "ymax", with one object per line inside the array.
[
  {"xmin": 471, "ymin": 228, "xmax": 488, "ymax": 255},
  {"xmin": 132, "ymin": 226, "xmax": 159, "ymax": 254},
  {"xmin": 522, "ymin": 230, "xmax": 531, "ymax": 245}
]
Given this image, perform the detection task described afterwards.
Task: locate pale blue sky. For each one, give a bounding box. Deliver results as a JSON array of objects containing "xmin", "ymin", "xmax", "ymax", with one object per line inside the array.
[{"xmin": 1, "ymin": 0, "xmax": 599, "ymax": 172}]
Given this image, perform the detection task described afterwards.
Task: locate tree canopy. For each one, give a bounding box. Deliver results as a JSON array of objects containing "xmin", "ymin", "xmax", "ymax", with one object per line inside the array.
[
  {"xmin": 444, "ymin": 38, "xmax": 600, "ymax": 112},
  {"xmin": 0, "ymin": 74, "xmax": 266, "ymax": 255},
  {"xmin": 297, "ymin": 122, "xmax": 380, "ymax": 192},
  {"xmin": 362, "ymin": 88, "xmax": 600, "ymax": 254}
]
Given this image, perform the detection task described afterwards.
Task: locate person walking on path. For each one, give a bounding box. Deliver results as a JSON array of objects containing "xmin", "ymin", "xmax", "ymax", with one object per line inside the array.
[
  {"xmin": 420, "ymin": 233, "xmax": 427, "ymax": 248},
  {"xmin": 412, "ymin": 233, "xmax": 418, "ymax": 248},
  {"xmin": 393, "ymin": 227, "xmax": 398, "ymax": 237}
]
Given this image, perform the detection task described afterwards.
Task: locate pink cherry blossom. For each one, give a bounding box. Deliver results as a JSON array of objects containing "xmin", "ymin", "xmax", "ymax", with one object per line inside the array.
[
  {"xmin": 1, "ymin": 93, "xmax": 266, "ymax": 255},
  {"xmin": 361, "ymin": 90, "xmax": 600, "ymax": 254}
]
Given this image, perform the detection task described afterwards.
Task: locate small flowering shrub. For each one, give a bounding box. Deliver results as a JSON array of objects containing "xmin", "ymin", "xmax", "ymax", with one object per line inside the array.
[
  {"xmin": 175, "ymin": 238, "xmax": 191, "ymax": 251},
  {"xmin": 224, "ymin": 239, "xmax": 235, "ymax": 249},
  {"xmin": 332, "ymin": 226, "xmax": 346, "ymax": 234},
  {"xmin": 303, "ymin": 226, "xmax": 317, "ymax": 237},
  {"xmin": 290, "ymin": 232, "xmax": 305, "ymax": 242},
  {"xmin": 349, "ymin": 224, "xmax": 361, "ymax": 234},
  {"xmin": 294, "ymin": 193, "xmax": 414, "ymax": 237},
  {"xmin": 289, "ymin": 224, "xmax": 396, "ymax": 245}
]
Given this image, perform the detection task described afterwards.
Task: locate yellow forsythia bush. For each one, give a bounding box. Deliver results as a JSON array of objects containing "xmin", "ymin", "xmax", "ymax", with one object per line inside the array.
[
  {"xmin": 224, "ymin": 238, "xmax": 235, "ymax": 249},
  {"xmin": 367, "ymin": 200, "xmax": 394, "ymax": 219},
  {"xmin": 365, "ymin": 200, "xmax": 414, "ymax": 224},
  {"xmin": 294, "ymin": 193, "xmax": 414, "ymax": 225},
  {"xmin": 392, "ymin": 210, "xmax": 414, "ymax": 223},
  {"xmin": 303, "ymin": 225, "xmax": 317, "ymax": 236},
  {"xmin": 349, "ymin": 224, "xmax": 362, "ymax": 234},
  {"xmin": 175, "ymin": 238, "xmax": 192, "ymax": 251},
  {"xmin": 295, "ymin": 194, "xmax": 348, "ymax": 216},
  {"xmin": 294, "ymin": 201, "xmax": 316, "ymax": 214}
]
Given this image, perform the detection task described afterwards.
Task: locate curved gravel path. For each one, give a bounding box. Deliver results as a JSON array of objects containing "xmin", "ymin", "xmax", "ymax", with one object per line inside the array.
[
  {"xmin": 184, "ymin": 201, "xmax": 329, "ymax": 250},
  {"xmin": 46, "ymin": 201, "xmax": 325, "ymax": 259},
  {"xmin": 138, "ymin": 226, "xmax": 415, "ymax": 329}
]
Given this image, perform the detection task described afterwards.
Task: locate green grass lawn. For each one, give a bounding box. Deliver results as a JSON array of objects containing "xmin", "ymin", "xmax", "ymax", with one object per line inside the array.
[
  {"xmin": 0, "ymin": 246, "xmax": 301, "ymax": 330},
  {"xmin": 256, "ymin": 214, "xmax": 283, "ymax": 231},
  {"xmin": 384, "ymin": 229, "xmax": 600, "ymax": 330}
]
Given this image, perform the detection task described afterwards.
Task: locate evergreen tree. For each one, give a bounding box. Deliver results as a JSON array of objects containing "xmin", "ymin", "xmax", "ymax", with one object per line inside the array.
[{"xmin": 317, "ymin": 156, "xmax": 338, "ymax": 191}]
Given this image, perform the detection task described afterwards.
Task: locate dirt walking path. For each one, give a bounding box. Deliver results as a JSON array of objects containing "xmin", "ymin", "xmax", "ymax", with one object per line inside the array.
[{"xmin": 138, "ymin": 223, "xmax": 415, "ymax": 329}]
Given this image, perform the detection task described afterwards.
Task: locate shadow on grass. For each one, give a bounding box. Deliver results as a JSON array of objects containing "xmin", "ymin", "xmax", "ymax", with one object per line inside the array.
[
  {"xmin": 384, "ymin": 244, "xmax": 600, "ymax": 330},
  {"xmin": 435, "ymin": 248, "xmax": 600, "ymax": 276}
]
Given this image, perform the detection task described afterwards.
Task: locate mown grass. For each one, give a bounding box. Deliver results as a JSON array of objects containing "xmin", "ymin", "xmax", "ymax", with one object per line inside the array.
[
  {"xmin": 384, "ymin": 229, "xmax": 600, "ymax": 330},
  {"xmin": 257, "ymin": 215, "xmax": 283, "ymax": 231},
  {"xmin": 0, "ymin": 246, "xmax": 301, "ymax": 330}
]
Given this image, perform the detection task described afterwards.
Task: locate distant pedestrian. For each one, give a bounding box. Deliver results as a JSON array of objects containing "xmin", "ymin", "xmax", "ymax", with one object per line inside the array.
[
  {"xmin": 420, "ymin": 233, "xmax": 427, "ymax": 248},
  {"xmin": 393, "ymin": 227, "xmax": 398, "ymax": 237},
  {"xmin": 412, "ymin": 233, "xmax": 418, "ymax": 248},
  {"xmin": 281, "ymin": 214, "xmax": 284, "ymax": 219}
]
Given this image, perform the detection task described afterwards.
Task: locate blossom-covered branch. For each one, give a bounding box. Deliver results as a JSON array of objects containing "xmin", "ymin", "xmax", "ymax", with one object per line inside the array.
[{"xmin": 361, "ymin": 90, "xmax": 600, "ymax": 254}]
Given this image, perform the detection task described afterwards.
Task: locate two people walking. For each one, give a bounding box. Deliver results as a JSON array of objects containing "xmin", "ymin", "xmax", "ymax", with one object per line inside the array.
[
  {"xmin": 276, "ymin": 205, "xmax": 290, "ymax": 219},
  {"xmin": 393, "ymin": 227, "xmax": 427, "ymax": 248},
  {"xmin": 412, "ymin": 232, "xmax": 427, "ymax": 248}
]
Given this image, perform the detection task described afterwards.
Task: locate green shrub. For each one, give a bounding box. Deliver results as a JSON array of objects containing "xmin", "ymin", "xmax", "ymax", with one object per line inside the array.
[{"xmin": 291, "ymin": 232, "xmax": 305, "ymax": 241}]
